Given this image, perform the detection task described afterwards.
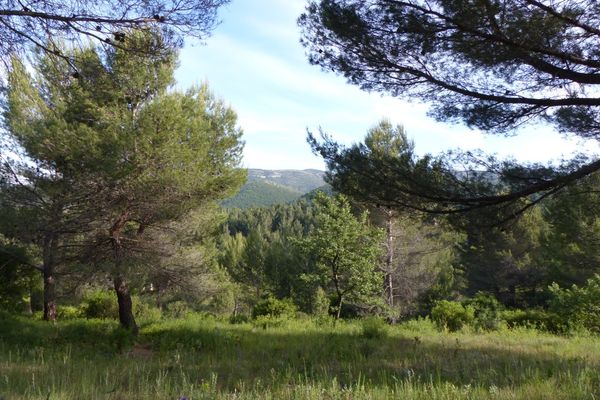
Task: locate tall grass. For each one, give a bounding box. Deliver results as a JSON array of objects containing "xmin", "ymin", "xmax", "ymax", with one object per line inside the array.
[{"xmin": 1, "ymin": 313, "xmax": 599, "ymax": 399}]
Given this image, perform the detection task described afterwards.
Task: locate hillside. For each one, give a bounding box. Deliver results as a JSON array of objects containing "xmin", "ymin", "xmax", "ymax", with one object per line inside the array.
[{"xmin": 223, "ymin": 169, "xmax": 325, "ymax": 208}]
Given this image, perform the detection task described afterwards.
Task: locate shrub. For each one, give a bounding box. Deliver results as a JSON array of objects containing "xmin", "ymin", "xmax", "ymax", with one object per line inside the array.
[
  {"xmin": 549, "ymin": 274, "xmax": 600, "ymax": 333},
  {"xmin": 252, "ymin": 297, "xmax": 297, "ymax": 319},
  {"xmin": 133, "ymin": 297, "xmax": 162, "ymax": 324},
  {"xmin": 311, "ymin": 287, "xmax": 330, "ymax": 316},
  {"xmin": 80, "ymin": 290, "xmax": 118, "ymax": 319},
  {"xmin": 163, "ymin": 300, "xmax": 190, "ymax": 319},
  {"xmin": 80, "ymin": 290, "xmax": 161, "ymax": 323},
  {"xmin": 252, "ymin": 315, "xmax": 288, "ymax": 329},
  {"xmin": 464, "ymin": 293, "xmax": 503, "ymax": 331},
  {"xmin": 431, "ymin": 300, "xmax": 474, "ymax": 332},
  {"xmin": 360, "ymin": 317, "xmax": 388, "ymax": 339},
  {"xmin": 57, "ymin": 305, "xmax": 81, "ymax": 320},
  {"xmin": 229, "ymin": 313, "xmax": 250, "ymax": 324},
  {"xmin": 500, "ymin": 309, "xmax": 563, "ymax": 333}
]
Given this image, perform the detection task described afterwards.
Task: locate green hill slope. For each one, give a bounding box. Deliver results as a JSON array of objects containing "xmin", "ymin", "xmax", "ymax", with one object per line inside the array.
[
  {"xmin": 223, "ymin": 169, "xmax": 325, "ymax": 208},
  {"xmin": 222, "ymin": 180, "xmax": 303, "ymax": 208}
]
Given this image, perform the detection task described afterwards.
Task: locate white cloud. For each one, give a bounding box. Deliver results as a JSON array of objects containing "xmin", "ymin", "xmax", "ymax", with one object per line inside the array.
[{"xmin": 175, "ymin": 0, "xmax": 598, "ymax": 170}]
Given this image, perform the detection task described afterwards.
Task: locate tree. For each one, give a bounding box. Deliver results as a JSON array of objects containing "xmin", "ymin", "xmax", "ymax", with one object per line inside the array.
[
  {"xmin": 2, "ymin": 34, "xmax": 245, "ymax": 331},
  {"xmin": 313, "ymin": 120, "xmax": 462, "ymax": 317},
  {"xmin": 299, "ymin": 192, "xmax": 384, "ymax": 319},
  {"xmin": 0, "ymin": 235, "xmax": 39, "ymax": 313},
  {"xmin": 540, "ymin": 172, "xmax": 600, "ymax": 289},
  {"xmin": 0, "ymin": 0, "xmax": 229, "ymax": 67},
  {"xmin": 300, "ymin": 0, "xmax": 600, "ymax": 214},
  {"xmin": 458, "ymin": 206, "xmax": 548, "ymax": 307}
]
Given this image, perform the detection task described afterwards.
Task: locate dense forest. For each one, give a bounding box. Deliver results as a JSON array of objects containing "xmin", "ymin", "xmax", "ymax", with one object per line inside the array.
[{"xmin": 3, "ymin": 118, "xmax": 600, "ymax": 333}]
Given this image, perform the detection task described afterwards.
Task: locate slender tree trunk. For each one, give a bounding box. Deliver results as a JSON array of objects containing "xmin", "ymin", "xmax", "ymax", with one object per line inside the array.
[
  {"xmin": 335, "ymin": 294, "xmax": 344, "ymax": 320},
  {"xmin": 110, "ymin": 210, "xmax": 138, "ymax": 334},
  {"xmin": 384, "ymin": 208, "xmax": 394, "ymax": 309},
  {"xmin": 42, "ymin": 234, "xmax": 57, "ymax": 322},
  {"xmin": 43, "ymin": 266, "xmax": 57, "ymax": 322},
  {"xmin": 114, "ymin": 275, "xmax": 138, "ymax": 334}
]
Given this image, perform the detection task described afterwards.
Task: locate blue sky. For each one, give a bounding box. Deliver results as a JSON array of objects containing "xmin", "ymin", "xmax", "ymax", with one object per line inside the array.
[{"xmin": 175, "ymin": 0, "xmax": 598, "ymax": 170}]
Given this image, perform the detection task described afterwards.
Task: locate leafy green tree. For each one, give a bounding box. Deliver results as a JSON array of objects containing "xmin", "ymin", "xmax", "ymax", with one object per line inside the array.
[
  {"xmin": 540, "ymin": 173, "xmax": 600, "ymax": 288},
  {"xmin": 0, "ymin": 236, "xmax": 39, "ymax": 313},
  {"xmin": 219, "ymin": 201, "xmax": 318, "ymax": 312},
  {"xmin": 312, "ymin": 120, "xmax": 462, "ymax": 318},
  {"xmin": 300, "ymin": 0, "xmax": 600, "ymax": 214},
  {"xmin": 299, "ymin": 193, "xmax": 384, "ymax": 319},
  {"xmin": 2, "ymin": 33, "xmax": 245, "ymax": 331},
  {"xmin": 458, "ymin": 207, "xmax": 548, "ymax": 308}
]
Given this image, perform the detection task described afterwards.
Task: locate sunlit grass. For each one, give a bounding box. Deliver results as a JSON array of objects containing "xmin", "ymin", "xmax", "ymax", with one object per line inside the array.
[{"xmin": 1, "ymin": 313, "xmax": 599, "ymax": 399}]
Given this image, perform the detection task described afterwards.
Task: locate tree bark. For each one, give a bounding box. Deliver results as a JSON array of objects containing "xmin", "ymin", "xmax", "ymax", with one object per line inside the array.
[
  {"xmin": 335, "ymin": 294, "xmax": 344, "ymax": 320},
  {"xmin": 114, "ymin": 275, "xmax": 138, "ymax": 334},
  {"xmin": 384, "ymin": 208, "xmax": 395, "ymax": 309},
  {"xmin": 110, "ymin": 210, "xmax": 138, "ymax": 334},
  {"xmin": 43, "ymin": 266, "xmax": 57, "ymax": 322},
  {"xmin": 42, "ymin": 234, "xmax": 57, "ymax": 322}
]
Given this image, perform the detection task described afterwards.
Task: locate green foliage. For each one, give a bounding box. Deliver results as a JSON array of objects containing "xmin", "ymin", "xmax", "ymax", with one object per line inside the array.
[
  {"xmin": 57, "ymin": 306, "xmax": 81, "ymax": 320},
  {"xmin": 219, "ymin": 201, "xmax": 317, "ymax": 310},
  {"xmin": 549, "ymin": 274, "xmax": 600, "ymax": 333},
  {"xmin": 163, "ymin": 301, "xmax": 191, "ymax": 319},
  {"xmin": 360, "ymin": 317, "xmax": 388, "ymax": 339},
  {"xmin": 464, "ymin": 293, "xmax": 503, "ymax": 331},
  {"xmin": 251, "ymin": 297, "xmax": 297, "ymax": 319},
  {"xmin": 228, "ymin": 313, "xmax": 250, "ymax": 324},
  {"xmin": 500, "ymin": 309, "xmax": 563, "ymax": 333},
  {"xmin": 0, "ymin": 239, "xmax": 39, "ymax": 313},
  {"xmin": 458, "ymin": 207, "xmax": 548, "ymax": 309},
  {"xmin": 541, "ymin": 174, "xmax": 600, "ymax": 289},
  {"xmin": 134, "ymin": 298, "xmax": 162, "ymax": 324},
  {"xmin": 2, "ymin": 33, "xmax": 245, "ymax": 329},
  {"xmin": 311, "ymin": 286, "xmax": 330, "ymax": 317},
  {"xmin": 222, "ymin": 180, "xmax": 302, "ymax": 209},
  {"xmin": 299, "ymin": 193, "xmax": 384, "ymax": 318},
  {"xmin": 431, "ymin": 300, "xmax": 474, "ymax": 332},
  {"xmin": 80, "ymin": 290, "xmax": 161, "ymax": 323},
  {"xmin": 80, "ymin": 290, "xmax": 119, "ymax": 319}
]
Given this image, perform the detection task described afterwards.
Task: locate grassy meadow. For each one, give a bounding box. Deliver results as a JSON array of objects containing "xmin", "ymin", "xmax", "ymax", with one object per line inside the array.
[{"xmin": 1, "ymin": 313, "xmax": 599, "ymax": 400}]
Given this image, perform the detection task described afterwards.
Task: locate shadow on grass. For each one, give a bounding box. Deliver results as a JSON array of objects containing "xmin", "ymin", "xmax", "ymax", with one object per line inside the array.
[
  {"xmin": 1, "ymin": 313, "xmax": 599, "ymax": 394},
  {"xmin": 140, "ymin": 320, "xmax": 600, "ymax": 392}
]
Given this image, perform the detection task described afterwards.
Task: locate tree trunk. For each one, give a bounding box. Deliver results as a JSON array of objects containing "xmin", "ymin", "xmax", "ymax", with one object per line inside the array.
[
  {"xmin": 42, "ymin": 234, "xmax": 57, "ymax": 322},
  {"xmin": 385, "ymin": 208, "xmax": 394, "ymax": 306},
  {"xmin": 110, "ymin": 210, "xmax": 138, "ymax": 334},
  {"xmin": 114, "ymin": 275, "xmax": 138, "ymax": 334},
  {"xmin": 43, "ymin": 266, "xmax": 57, "ymax": 322},
  {"xmin": 335, "ymin": 294, "xmax": 344, "ymax": 320}
]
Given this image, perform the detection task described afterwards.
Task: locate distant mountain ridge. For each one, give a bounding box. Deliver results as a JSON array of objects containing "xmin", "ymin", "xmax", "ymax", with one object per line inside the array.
[
  {"xmin": 247, "ymin": 169, "xmax": 325, "ymax": 193},
  {"xmin": 223, "ymin": 168, "xmax": 326, "ymax": 208}
]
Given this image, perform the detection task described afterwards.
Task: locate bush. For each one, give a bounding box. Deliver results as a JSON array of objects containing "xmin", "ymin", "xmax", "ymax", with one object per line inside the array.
[
  {"xmin": 464, "ymin": 293, "xmax": 503, "ymax": 331},
  {"xmin": 229, "ymin": 313, "xmax": 250, "ymax": 324},
  {"xmin": 549, "ymin": 274, "xmax": 600, "ymax": 333},
  {"xmin": 80, "ymin": 290, "xmax": 161, "ymax": 323},
  {"xmin": 252, "ymin": 315, "xmax": 288, "ymax": 329},
  {"xmin": 80, "ymin": 290, "xmax": 118, "ymax": 319},
  {"xmin": 57, "ymin": 305, "xmax": 81, "ymax": 320},
  {"xmin": 163, "ymin": 300, "xmax": 190, "ymax": 319},
  {"xmin": 133, "ymin": 297, "xmax": 161, "ymax": 324},
  {"xmin": 252, "ymin": 297, "xmax": 297, "ymax": 319},
  {"xmin": 311, "ymin": 287, "xmax": 330, "ymax": 316},
  {"xmin": 500, "ymin": 309, "xmax": 563, "ymax": 333},
  {"xmin": 431, "ymin": 300, "xmax": 474, "ymax": 332},
  {"xmin": 360, "ymin": 317, "xmax": 388, "ymax": 339}
]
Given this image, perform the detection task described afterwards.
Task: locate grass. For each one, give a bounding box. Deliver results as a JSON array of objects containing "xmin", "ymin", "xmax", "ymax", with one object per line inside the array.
[{"xmin": 1, "ymin": 313, "xmax": 599, "ymax": 399}]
